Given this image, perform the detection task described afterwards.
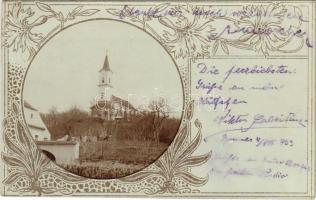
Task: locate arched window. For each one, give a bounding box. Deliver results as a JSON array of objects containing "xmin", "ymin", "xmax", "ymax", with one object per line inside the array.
[{"xmin": 102, "ymin": 78, "xmax": 105, "ymax": 83}]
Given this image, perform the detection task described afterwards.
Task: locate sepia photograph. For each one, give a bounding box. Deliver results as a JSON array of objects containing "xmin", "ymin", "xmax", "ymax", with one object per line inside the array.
[{"xmin": 23, "ymin": 20, "xmax": 183, "ymax": 179}]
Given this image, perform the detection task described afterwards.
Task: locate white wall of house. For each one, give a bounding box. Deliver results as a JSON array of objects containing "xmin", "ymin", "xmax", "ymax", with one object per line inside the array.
[{"xmin": 24, "ymin": 106, "xmax": 51, "ymax": 141}]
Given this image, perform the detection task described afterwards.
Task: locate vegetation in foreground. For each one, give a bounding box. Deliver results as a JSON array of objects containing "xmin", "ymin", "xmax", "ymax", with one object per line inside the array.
[
  {"xmin": 61, "ymin": 140, "xmax": 167, "ymax": 179},
  {"xmin": 41, "ymin": 98, "xmax": 181, "ymax": 178}
]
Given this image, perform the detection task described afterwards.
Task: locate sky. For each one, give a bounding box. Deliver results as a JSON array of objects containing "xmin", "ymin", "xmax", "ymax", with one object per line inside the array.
[{"xmin": 23, "ymin": 20, "xmax": 183, "ymax": 117}]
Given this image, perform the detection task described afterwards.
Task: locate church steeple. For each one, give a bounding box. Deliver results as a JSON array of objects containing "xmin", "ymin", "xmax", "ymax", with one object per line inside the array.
[
  {"xmin": 99, "ymin": 52, "xmax": 111, "ymax": 72},
  {"xmin": 98, "ymin": 51, "xmax": 113, "ymax": 101}
]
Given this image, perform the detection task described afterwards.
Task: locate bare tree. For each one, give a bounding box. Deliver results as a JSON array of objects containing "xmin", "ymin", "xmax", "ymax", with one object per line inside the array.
[
  {"xmin": 148, "ymin": 97, "xmax": 169, "ymax": 145},
  {"xmin": 62, "ymin": 105, "xmax": 88, "ymax": 135},
  {"xmin": 41, "ymin": 106, "xmax": 59, "ymax": 130},
  {"xmin": 41, "ymin": 105, "xmax": 89, "ymax": 139}
]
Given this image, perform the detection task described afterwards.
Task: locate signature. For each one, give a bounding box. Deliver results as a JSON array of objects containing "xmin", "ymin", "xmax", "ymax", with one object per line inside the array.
[{"xmin": 205, "ymin": 112, "xmax": 307, "ymax": 142}]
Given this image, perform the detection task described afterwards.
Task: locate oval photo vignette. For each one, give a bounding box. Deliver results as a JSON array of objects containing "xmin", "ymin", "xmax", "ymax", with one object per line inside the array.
[{"xmin": 23, "ymin": 19, "xmax": 184, "ymax": 179}]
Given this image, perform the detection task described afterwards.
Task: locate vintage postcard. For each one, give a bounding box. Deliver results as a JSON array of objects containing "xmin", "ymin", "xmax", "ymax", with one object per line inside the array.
[{"xmin": 0, "ymin": 0, "xmax": 315, "ymax": 198}]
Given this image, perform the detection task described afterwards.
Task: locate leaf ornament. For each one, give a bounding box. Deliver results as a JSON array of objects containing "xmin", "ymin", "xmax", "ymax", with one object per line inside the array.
[{"xmin": 2, "ymin": 102, "xmax": 85, "ymax": 196}]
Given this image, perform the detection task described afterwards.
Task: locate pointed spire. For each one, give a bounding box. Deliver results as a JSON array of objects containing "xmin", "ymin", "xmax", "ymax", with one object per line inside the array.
[{"xmin": 99, "ymin": 51, "xmax": 112, "ymax": 72}]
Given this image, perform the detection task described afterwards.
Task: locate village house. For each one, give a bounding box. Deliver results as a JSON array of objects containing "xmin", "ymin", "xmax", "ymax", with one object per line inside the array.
[{"xmin": 24, "ymin": 101, "xmax": 51, "ymax": 141}]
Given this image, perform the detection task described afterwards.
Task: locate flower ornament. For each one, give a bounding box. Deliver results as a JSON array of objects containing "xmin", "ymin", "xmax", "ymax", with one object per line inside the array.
[
  {"xmin": 159, "ymin": 5, "xmax": 215, "ymax": 59},
  {"xmin": 3, "ymin": 2, "xmax": 47, "ymax": 58},
  {"xmin": 236, "ymin": 4, "xmax": 291, "ymax": 56}
]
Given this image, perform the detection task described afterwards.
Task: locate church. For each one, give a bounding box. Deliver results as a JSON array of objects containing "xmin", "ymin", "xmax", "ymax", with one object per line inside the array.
[{"xmin": 90, "ymin": 53, "xmax": 138, "ymax": 121}]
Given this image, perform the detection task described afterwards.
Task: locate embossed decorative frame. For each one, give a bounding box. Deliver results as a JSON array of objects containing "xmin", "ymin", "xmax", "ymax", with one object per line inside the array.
[{"xmin": 1, "ymin": 1, "xmax": 313, "ymax": 197}]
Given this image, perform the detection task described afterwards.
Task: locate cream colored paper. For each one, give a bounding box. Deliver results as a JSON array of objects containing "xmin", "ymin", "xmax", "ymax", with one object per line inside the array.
[{"xmin": 0, "ymin": 1, "xmax": 315, "ymax": 198}]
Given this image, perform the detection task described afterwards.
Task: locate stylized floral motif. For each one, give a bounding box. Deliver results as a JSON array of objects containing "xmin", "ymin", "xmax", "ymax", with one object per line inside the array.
[
  {"xmin": 2, "ymin": 2, "xmax": 100, "ymax": 60},
  {"xmin": 2, "ymin": 1, "xmax": 310, "ymax": 196},
  {"xmin": 36, "ymin": 2, "xmax": 99, "ymax": 30},
  {"xmin": 159, "ymin": 5, "xmax": 215, "ymax": 59},
  {"xmin": 106, "ymin": 3, "xmax": 309, "ymax": 58},
  {"xmin": 3, "ymin": 2, "xmax": 47, "ymax": 58},
  {"xmin": 120, "ymin": 101, "xmax": 212, "ymax": 194},
  {"xmin": 106, "ymin": 3, "xmax": 171, "ymax": 41},
  {"xmin": 2, "ymin": 102, "xmax": 85, "ymax": 196},
  {"xmin": 237, "ymin": 4, "xmax": 291, "ymax": 56}
]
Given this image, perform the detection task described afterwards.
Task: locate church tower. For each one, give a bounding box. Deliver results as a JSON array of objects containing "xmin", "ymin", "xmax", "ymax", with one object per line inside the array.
[
  {"xmin": 91, "ymin": 52, "xmax": 138, "ymax": 121},
  {"xmin": 98, "ymin": 52, "xmax": 113, "ymax": 101}
]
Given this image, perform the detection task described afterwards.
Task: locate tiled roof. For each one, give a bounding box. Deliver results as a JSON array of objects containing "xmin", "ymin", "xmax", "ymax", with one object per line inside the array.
[{"xmin": 24, "ymin": 100, "xmax": 38, "ymax": 111}]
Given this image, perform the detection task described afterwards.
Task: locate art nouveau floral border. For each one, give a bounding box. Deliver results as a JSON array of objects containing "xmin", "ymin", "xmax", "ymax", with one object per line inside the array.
[
  {"xmin": 2, "ymin": 2, "xmax": 310, "ymax": 61},
  {"xmin": 1, "ymin": 1, "xmax": 310, "ymax": 196}
]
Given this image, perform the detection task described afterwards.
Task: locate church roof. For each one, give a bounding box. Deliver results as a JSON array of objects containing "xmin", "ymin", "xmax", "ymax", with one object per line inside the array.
[
  {"xmin": 99, "ymin": 53, "xmax": 112, "ymax": 72},
  {"xmin": 90, "ymin": 95, "xmax": 137, "ymax": 111},
  {"xmin": 111, "ymin": 95, "xmax": 137, "ymax": 111},
  {"xmin": 90, "ymin": 100, "xmax": 112, "ymax": 109}
]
